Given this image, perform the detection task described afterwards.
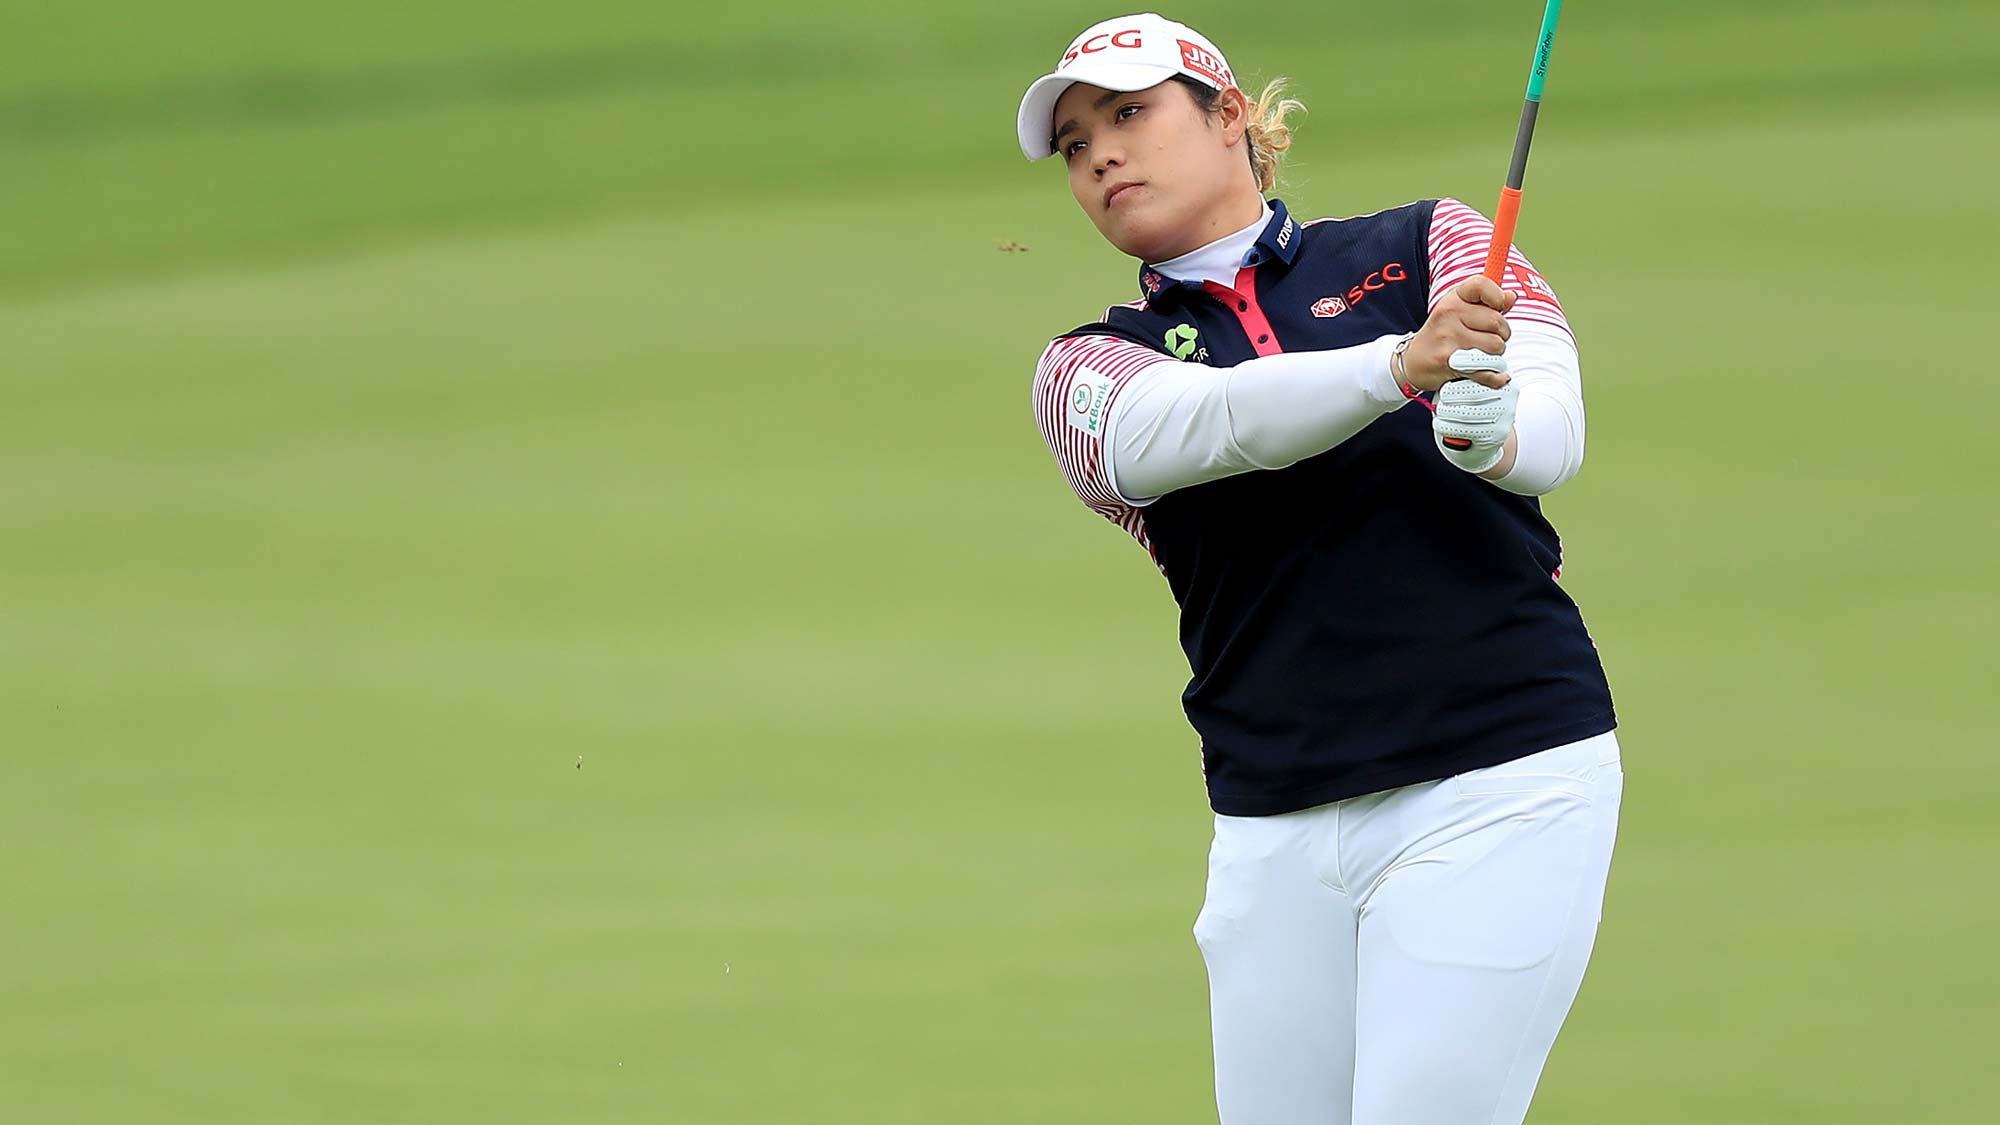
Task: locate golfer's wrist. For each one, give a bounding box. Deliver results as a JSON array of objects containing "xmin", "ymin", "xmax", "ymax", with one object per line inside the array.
[{"xmin": 1386, "ymin": 333, "xmax": 1419, "ymax": 400}]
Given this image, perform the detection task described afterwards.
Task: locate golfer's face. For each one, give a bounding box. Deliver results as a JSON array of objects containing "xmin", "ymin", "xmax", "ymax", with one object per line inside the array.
[{"xmin": 1053, "ymin": 80, "xmax": 1222, "ymax": 261}]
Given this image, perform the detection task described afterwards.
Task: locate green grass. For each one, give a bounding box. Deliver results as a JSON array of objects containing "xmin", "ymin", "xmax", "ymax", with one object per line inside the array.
[{"xmin": 4, "ymin": 2, "xmax": 1998, "ymax": 1122}]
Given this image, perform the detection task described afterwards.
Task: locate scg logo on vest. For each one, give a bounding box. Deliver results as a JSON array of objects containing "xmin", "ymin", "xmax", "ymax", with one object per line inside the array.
[{"xmin": 1314, "ymin": 262, "xmax": 1410, "ymax": 317}]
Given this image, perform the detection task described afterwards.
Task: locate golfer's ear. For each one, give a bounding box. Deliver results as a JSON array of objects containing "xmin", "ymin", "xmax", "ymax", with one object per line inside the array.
[{"xmin": 1218, "ymin": 86, "xmax": 1251, "ymax": 142}]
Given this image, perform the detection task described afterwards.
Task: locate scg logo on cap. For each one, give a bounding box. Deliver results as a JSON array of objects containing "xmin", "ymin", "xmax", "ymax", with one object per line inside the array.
[
  {"xmin": 1017, "ymin": 14, "xmax": 1240, "ymax": 161},
  {"xmin": 1061, "ymin": 28, "xmax": 1143, "ymax": 68}
]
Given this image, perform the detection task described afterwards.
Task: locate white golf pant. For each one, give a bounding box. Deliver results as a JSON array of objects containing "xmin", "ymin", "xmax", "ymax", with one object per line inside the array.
[{"xmin": 1194, "ymin": 732, "xmax": 1623, "ymax": 1125}]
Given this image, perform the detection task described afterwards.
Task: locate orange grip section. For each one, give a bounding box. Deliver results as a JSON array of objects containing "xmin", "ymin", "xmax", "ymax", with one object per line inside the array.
[{"xmin": 1483, "ymin": 186, "xmax": 1523, "ymax": 284}]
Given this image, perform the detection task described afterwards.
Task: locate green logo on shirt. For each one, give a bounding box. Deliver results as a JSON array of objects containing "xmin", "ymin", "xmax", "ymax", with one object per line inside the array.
[{"xmin": 1166, "ymin": 323, "xmax": 1201, "ymax": 361}]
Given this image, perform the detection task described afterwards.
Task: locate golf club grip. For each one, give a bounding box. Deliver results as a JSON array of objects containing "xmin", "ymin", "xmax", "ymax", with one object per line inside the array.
[{"xmin": 1483, "ymin": 186, "xmax": 1523, "ymax": 284}]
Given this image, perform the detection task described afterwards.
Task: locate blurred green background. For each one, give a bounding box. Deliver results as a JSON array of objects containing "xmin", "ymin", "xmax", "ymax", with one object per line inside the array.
[{"xmin": 4, "ymin": 1, "xmax": 1996, "ymax": 1121}]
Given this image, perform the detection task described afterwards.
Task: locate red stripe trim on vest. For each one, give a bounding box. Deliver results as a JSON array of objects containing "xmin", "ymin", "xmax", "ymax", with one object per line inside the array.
[{"xmin": 1203, "ymin": 266, "xmax": 1284, "ymax": 357}]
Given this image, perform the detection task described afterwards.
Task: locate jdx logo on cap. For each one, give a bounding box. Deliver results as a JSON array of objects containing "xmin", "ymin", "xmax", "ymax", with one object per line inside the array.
[
  {"xmin": 1177, "ymin": 40, "xmax": 1232, "ymax": 88},
  {"xmin": 1061, "ymin": 28, "xmax": 1143, "ymax": 68}
]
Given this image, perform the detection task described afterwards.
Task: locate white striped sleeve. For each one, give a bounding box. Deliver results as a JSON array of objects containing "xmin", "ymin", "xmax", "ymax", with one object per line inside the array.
[
  {"xmin": 1428, "ymin": 197, "xmax": 1588, "ymax": 494},
  {"xmin": 1030, "ymin": 334, "xmax": 1177, "ymax": 554},
  {"xmin": 1427, "ymin": 197, "xmax": 1574, "ymax": 344}
]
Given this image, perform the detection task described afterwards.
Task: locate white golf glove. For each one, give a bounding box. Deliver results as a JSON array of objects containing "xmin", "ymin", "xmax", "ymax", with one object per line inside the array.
[{"xmin": 1433, "ymin": 349, "xmax": 1517, "ymax": 474}]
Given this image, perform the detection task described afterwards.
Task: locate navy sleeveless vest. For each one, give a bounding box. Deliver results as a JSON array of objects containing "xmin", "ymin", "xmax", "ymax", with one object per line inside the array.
[{"xmin": 1063, "ymin": 199, "xmax": 1616, "ymax": 815}]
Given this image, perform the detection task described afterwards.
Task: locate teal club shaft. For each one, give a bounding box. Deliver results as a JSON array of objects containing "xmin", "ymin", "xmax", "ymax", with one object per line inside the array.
[
  {"xmin": 1482, "ymin": 0, "xmax": 1564, "ymax": 284},
  {"xmin": 1506, "ymin": 0, "xmax": 1561, "ymax": 191}
]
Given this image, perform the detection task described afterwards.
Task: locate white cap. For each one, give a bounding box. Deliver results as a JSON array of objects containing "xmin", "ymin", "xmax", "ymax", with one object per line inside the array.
[{"xmin": 1016, "ymin": 13, "xmax": 1237, "ymax": 161}]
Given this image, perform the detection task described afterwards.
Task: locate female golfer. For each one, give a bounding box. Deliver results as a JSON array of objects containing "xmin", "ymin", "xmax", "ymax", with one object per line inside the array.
[{"xmin": 1020, "ymin": 13, "xmax": 1622, "ymax": 1125}]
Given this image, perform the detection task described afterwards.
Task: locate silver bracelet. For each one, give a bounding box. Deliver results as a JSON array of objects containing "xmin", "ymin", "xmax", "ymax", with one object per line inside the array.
[{"xmin": 1390, "ymin": 333, "xmax": 1416, "ymax": 387}]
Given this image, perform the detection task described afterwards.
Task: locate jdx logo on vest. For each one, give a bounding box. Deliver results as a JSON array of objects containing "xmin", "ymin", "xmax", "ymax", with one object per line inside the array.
[
  {"xmin": 1313, "ymin": 262, "xmax": 1409, "ymax": 317},
  {"xmin": 1061, "ymin": 28, "xmax": 1142, "ymax": 68}
]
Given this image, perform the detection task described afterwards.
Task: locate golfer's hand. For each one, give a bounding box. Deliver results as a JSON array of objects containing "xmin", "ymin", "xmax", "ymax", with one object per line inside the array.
[
  {"xmin": 1400, "ymin": 277, "xmax": 1515, "ymax": 394},
  {"xmin": 1433, "ymin": 379, "xmax": 1519, "ymax": 473}
]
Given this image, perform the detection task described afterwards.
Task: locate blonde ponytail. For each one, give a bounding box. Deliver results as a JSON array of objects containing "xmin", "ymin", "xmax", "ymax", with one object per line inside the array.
[
  {"xmin": 1171, "ymin": 74, "xmax": 1308, "ymax": 191},
  {"xmin": 1244, "ymin": 78, "xmax": 1305, "ymax": 193}
]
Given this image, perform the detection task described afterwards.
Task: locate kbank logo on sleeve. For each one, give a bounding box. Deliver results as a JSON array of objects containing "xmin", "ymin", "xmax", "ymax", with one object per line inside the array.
[
  {"xmin": 1064, "ymin": 367, "xmax": 1116, "ymax": 437},
  {"xmin": 1165, "ymin": 323, "xmax": 1208, "ymax": 363}
]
